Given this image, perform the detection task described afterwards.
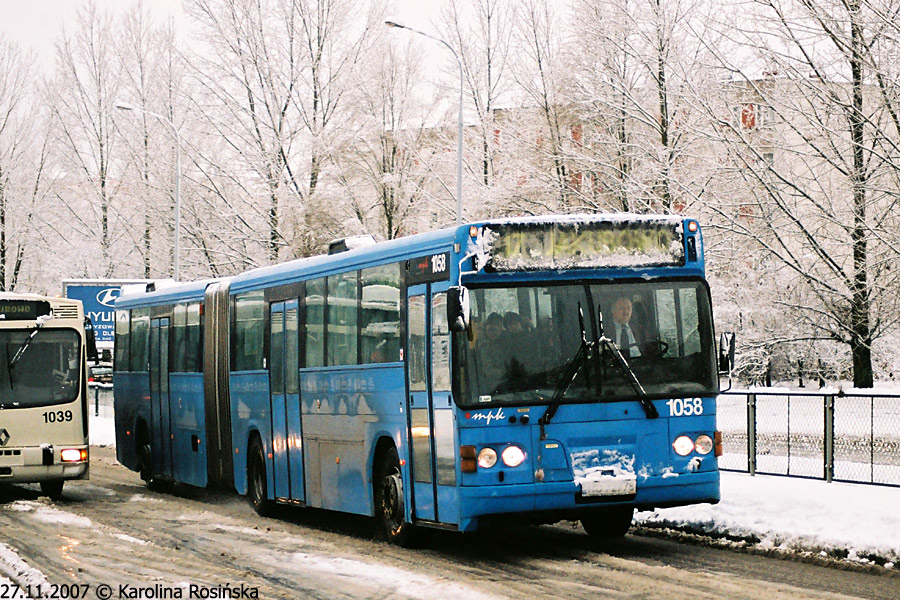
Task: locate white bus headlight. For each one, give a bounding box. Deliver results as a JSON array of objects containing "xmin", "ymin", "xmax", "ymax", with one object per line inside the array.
[
  {"xmin": 501, "ymin": 445, "xmax": 526, "ymax": 467},
  {"xmin": 694, "ymin": 435, "xmax": 714, "ymax": 455},
  {"xmin": 672, "ymin": 435, "xmax": 694, "ymax": 456},
  {"xmin": 477, "ymin": 447, "xmax": 498, "ymax": 469}
]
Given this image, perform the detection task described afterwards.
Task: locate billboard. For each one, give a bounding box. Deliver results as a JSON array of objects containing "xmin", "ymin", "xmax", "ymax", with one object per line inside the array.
[{"xmin": 63, "ymin": 279, "xmax": 145, "ymax": 347}]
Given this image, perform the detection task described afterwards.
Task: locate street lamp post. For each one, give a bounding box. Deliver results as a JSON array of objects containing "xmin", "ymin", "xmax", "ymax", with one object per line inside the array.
[
  {"xmin": 385, "ymin": 20, "xmax": 464, "ymax": 225},
  {"xmin": 115, "ymin": 102, "xmax": 183, "ymax": 281}
]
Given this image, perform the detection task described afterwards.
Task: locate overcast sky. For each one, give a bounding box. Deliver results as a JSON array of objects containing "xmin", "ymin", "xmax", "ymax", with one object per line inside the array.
[
  {"xmin": 0, "ymin": 0, "xmax": 181, "ymax": 66},
  {"xmin": 0, "ymin": 0, "xmax": 441, "ymax": 71}
]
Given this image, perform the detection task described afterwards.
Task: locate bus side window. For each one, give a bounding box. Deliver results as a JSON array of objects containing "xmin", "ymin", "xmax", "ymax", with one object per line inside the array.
[
  {"xmin": 172, "ymin": 304, "xmax": 187, "ymax": 372},
  {"xmin": 233, "ymin": 291, "xmax": 265, "ymax": 371},
  {"xmin": 186, "ymin": 303, "xmax": 202, "ymax": 372},
  {"xmin": 327, "ymin": 271, "xmax": 359, "ymax": 366},
  {"xmin": 303, "ymin": 278, "xmax": 326, "ymax": 368},
  {"xmin": 361, "ymin": 263, "xmax": 401, "ymax": 364},
  {"xmin": 115, "ymin": 310, "xmax": 130, "ymax": 371},
  {"xmin": 130, "ymin": 308, "xmax": 150, "ymax": 372}
]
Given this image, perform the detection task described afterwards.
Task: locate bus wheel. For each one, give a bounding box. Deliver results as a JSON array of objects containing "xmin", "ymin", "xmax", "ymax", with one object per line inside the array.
[
  {"xmin": 40, "ymin": 480, "xmax": 64, "ymax": 499},
  {"xmin": 373, "ymin": 447, "xmax": 416, "ymax": 546},
  {"xmin": 139, "ymin": 444, "xmax": 153, "ymax": 482},
  {"xmin": 247, "ymin": 440, "xmax": 272, "ymax": 517},
  {"xmin": 580, "ymin": 506, "xmax": 634, "ymax": 539}
]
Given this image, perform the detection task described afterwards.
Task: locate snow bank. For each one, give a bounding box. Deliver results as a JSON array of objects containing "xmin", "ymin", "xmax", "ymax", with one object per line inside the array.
[
  {"xmin": 635, "ymin": 472, "xmax": 900, "ymax": 566},
  {"xmin": 8, "ymin": 501, "xmax": 93, "ymax": 528},
  {"xmin": 0, "ymin": 542, "xmax": 50, "ymax": 593},
  {"xmin": 89, "ymin": 412, "xmax": 116, "ymax": 446}
]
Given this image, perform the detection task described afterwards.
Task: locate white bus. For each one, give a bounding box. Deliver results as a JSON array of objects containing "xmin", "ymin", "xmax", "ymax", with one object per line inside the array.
[{"xmin": 0, "ymin": 293, "xmax": 97, "ymax": 498}]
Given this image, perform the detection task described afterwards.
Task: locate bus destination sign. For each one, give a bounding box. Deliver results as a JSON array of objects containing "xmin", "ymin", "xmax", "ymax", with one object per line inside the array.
[
  {"xmin": 0, "ymin": 300, "xmax": 52, "ymax": 321},
  {"xmin": 485, "ymin": 219, "xmax": 685, "ymax": 272},
  {"xmin": 406, "ymin": 252, "xmax": 450, "ymax": 285}
]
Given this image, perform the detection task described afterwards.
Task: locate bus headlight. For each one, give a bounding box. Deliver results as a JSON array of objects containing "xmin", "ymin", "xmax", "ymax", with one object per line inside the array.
[
  {"xmin": 61, "ymin": 448, "xmax": 87, "ymax": 463},
  {"xmin": 477, "ymin": 447, "xmax": 498, "ymax": 469},
  {"xmin": 672, "ymin": 436, "xmax": 694, "ymax": 456},
  {"xmin": 501, "ymin": 445, "xmax": 526, "ymax": 467},
  {"xmin": 694, "ymin": 435, "xmax": 714, "ymax": 455}
]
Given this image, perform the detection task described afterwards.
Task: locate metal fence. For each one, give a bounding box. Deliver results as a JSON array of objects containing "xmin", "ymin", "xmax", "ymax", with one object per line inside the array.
[
  {"xmin": 88, "ymin": 383, "xmax": 114, "ymax": 418},
  {"xmin": 718, "ymin": 389, "xmax": 900, "ymax": 486}
]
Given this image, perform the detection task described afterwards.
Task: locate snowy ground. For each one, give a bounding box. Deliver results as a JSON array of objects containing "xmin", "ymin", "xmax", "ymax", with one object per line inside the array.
[
  {"xmin": 86, "ymin": 413, "xmax": 900, "ymax": 570},
  {"xmin": 635, "ymin": 473, "xmax": 900, "ymax": 568}
]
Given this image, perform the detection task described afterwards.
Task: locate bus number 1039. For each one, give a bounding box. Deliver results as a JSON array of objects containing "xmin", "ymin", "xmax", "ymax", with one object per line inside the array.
[{"xmin": 43, "ymin": 410, "xmax": 74, "ymax": 424}]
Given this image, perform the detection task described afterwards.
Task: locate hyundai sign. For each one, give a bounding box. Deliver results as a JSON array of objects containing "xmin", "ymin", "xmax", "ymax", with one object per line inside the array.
[{"xmin": 63, "ymin": 279, "xmax": 145, "ymax": 347}]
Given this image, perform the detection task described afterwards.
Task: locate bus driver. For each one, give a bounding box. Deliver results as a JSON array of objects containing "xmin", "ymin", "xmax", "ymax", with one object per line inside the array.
[{"xmin": 611, "ymin": 296, "xmax": 641, "ymax": 359}]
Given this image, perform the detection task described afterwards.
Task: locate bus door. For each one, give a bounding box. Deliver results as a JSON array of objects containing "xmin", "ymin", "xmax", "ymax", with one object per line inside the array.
[
  {"xmin": 406, "ymin": 283, "xmax": 458, "ymax": 525},
  {"xmin": 269, "ymin": 300, "xmax": 304, "ymax": 502},
  {"xmin": 149, "ymin": 317, "xmax": 173, "ymax": 478}
]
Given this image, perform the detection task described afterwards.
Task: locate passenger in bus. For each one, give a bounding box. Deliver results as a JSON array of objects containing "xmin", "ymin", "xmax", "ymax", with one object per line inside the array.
[
  {"xmin": 610, "ymin": 296, "xmax": 642, "ymax": 359},
  {"xmin": 503, "ymin": 311, "xmax": 538, "ymax": 370},
  {"xmin": 503, "ymin": 311, "xmax": 531, "ymax": 339},
  {"xmin": 479, "ymin": 312, "xmax": 509, "ymax": 393}
]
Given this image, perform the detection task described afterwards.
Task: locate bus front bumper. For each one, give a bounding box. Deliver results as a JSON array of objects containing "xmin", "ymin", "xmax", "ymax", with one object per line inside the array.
[
  {"xmin": 457, "ymin": 471, "xmax": 719, "ymax": 532},
  {"xmin": 0, "ymin": 446, "xmax": 90, "ymax": 483}
]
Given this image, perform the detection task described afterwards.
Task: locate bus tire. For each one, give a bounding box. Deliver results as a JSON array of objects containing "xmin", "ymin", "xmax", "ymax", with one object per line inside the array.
[
  {"xmin": 373, "ymin": 446, "xmax": 416, "ymax": 546},
  {"xmin": 40, "ymin": 480, "xmax": 64, "ymax": 499},
  {"xmin": 580, "ymin": 506, "xmax": 634, "ymax": 538},
  {"xmin": 247, "ymin": 439, "xmax": 272, "ymax": 517},
  {"xmin": 138, "ymin": 444, "xmax": 153, "ymax": 482}
]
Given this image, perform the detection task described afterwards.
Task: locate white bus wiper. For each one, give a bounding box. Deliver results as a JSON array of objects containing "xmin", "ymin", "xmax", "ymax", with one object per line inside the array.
[
  {"xmin": 8, "ymin": 318, "xmax": 46, "ymax": 375},
  {"xmin": 597, "ymin": 310, "xmax": 659, "ymax": 419},
  {"xmin": 539, "ymin": 303, "xmax": 596, "ymax": 440}
]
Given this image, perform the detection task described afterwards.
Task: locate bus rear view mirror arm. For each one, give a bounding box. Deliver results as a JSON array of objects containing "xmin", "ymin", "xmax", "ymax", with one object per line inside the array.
[
  {"xmin": 447, "ymin": 286, "xmax": 470, "ymax": 333},
  {"xmin": 718, "ymin": 331, "xmax": 736, "ymax": 392}
]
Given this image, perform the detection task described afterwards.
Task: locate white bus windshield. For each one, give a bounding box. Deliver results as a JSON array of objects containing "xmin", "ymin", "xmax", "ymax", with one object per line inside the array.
[
  {"xmin": 0, "ymin": 329, "xmax": 81, "ymax": 407},
  {"xmin": 453, "ymin": 281, "xmax": 717, "ymax": 407}
]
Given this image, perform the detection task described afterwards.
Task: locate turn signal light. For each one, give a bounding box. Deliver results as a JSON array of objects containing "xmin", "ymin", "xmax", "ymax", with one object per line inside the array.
[
  {"xmin": 61, "ymin": 448, "xmax": 87, "ymax": 463},
  {"xmin": 460, "ymin": 445, "xmax": 476, "ymax": 473},
  {"xmin": 714, "ymin": 431, "xmax": 724, "ymax": 457}
]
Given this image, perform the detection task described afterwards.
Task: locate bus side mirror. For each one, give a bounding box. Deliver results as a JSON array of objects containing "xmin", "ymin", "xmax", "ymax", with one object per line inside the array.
[
  {"xmin": 447, "ymin": 286, "xmax": 470, "ymax": 332},
  {"xmin": 84, "ymin": 317, "xmax": 99, "ymax": 363},
  {"xmin": 718, "ymin": 331, "xmax": 735, "ymax": 374}
]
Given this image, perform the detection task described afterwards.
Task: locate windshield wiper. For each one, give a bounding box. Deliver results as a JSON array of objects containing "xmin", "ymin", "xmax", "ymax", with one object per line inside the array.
[
  {"xmin": 539, "ymin": 303, "xmax": 596, "ymax": 440},
  {"xmin": 597, "ymin": 310, "xmax": 659, "ymax": 419},
  {"xmin": 7, "ymin": 320, "xmax": 45, "ymax": 382}
]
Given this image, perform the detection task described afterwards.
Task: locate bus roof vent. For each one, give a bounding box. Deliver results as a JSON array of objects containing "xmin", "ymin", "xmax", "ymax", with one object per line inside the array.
[
  {"xmin": 50, "ymin": 303, "xmax": 80, "ymax": 320},
  {"xmin": 328, "ymin": 235, "xmax": 377, "ymax": 255}
]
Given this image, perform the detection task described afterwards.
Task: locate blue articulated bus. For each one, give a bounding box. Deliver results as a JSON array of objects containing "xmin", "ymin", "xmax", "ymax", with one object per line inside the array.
[{"xmin": 113, "ymin": 214, "xmax": 725, "ymax": 544}]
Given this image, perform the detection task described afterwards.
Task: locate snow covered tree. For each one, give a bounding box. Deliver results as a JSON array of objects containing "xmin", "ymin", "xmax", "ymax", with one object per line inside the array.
[
  {"xmin": 50, "ymin": 0, "xmax": 129, "ymax": 279},
  {"xmin": 700, "ymin": 0, "xmax": 900, "ymax": 387},
  {"xmin": 185, "ymin": 0, "xmax": 383, "ymax": 262},
  {"xmin": 333, "ymin": 33, "xmax": 442, "ymax": 239},
  {"xmin": 0, "ymin": 39, "xmax": 49, "ymax": 291}
]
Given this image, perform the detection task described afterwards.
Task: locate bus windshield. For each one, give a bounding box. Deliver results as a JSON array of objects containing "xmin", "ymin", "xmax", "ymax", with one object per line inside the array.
[
  {"xmin": 0, "ymin": 329, "xmax": 81, "ymax": 408},
  {"xmin": 453, "ymin": 281, "xmax": 717, "ymax": 407}
]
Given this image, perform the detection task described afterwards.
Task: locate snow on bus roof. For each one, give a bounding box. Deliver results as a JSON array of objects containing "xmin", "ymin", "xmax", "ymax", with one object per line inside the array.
[
  {"xmin": 125, "ymin": 214, "xmax": 694, "ymax": 296},
  {"xmin": 116, "ymin": 278, "xmax": 218, "ymax": 305},
  {"xmin": 479, "ymin": 212, "xmax": 687, "ymax": 227}
]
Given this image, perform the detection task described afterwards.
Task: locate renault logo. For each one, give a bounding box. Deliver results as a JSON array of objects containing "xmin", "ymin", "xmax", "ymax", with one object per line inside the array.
[{"xmin": 0, "ymin": 429, "xmax": 8, "ymax": 446}]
